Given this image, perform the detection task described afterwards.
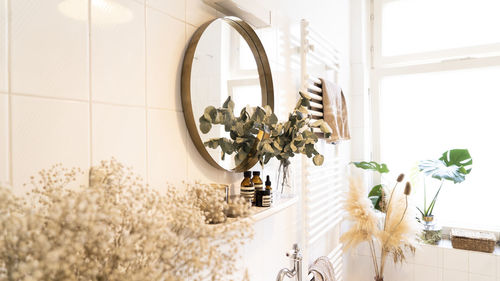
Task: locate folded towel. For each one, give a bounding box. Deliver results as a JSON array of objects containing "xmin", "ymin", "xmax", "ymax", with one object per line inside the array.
[
  {"xmin": 319, "ymin": 78, "xmax": 350, "ymax": 143},
  {"xmin": 308, "ymin": 256, "xmax": 336, "ymax": 281}
]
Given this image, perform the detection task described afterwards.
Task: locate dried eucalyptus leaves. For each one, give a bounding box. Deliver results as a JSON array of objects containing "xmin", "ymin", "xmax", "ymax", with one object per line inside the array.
[{"xmin": 199, "ymin": 91, "xmax": 332, "ymax": 168}]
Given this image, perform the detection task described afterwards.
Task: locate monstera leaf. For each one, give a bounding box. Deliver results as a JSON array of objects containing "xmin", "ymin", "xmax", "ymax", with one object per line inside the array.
[
  {"xmin": 368, "ymin": 184, "xmax": 384, "ymax": 211},
  {"xmin": 418, "ymin": 149, "xmax": 472, "ymax": 184},
  {"xmin": 352, "ymin": 161, "xmax": 389, "ymax": 174}
]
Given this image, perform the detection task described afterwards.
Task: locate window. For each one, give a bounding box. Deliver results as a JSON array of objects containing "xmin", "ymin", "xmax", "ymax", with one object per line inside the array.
[{"xmin": 371, "ymin": 0, "xmax": 500, "ymax": 231}]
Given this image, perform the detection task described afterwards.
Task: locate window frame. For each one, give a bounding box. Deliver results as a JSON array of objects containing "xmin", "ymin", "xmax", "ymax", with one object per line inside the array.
[{"xmin": 369, "ymin": 0, "xmax": 500, "ymax": 232}]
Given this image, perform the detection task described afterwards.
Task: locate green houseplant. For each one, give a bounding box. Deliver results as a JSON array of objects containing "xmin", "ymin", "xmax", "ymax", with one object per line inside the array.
[
  {"xmin": 417, "ymin": 149, "xmax": 473, "ymax": 223},
  {"xmin": 351, "ymin": 161, "xmax": 390, "ymax": 212},
  {"xmin": 199, "ymin": 92, "xmax": 332, "ymax": 192}
]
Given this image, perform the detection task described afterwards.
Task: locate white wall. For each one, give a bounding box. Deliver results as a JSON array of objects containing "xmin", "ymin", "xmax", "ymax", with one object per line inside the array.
[
  {"xmin": 0, "ymin": 0, "xmax": 351, "ymax": 279},
  {"xmin": 346, "ymin": 242, "xmax": 500, "ymax": 281}
]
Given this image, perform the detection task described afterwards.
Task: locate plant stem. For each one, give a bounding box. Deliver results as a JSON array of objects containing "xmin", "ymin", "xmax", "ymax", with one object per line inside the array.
[
  {"xmin": 381, "ymin": 184, "xmax": 410, "ymax": 278},
  {"xmin": 423, "ymin": 177, "xmax": 427, "ymax": 215},
  {"xmin": 393, "ymin": 195, "xmax": 409, "ymax": 232},
  {"xmin": 380, "ymin": 249, "xmax": 387, "ymax": 278},
  {"xmin": 383, "ymin": 181, "xmax": 399, "ymax": 232},
  {"xmin": 427, "ymin": 179, "xmax": 444, "ymax": 216},
  {"xmin": 379, "ymin": 181, "xmax": 399, "ymax": 276},
  {"xmin": 369, "ymin": 240, "xmax": 380, "ymax": 277}
]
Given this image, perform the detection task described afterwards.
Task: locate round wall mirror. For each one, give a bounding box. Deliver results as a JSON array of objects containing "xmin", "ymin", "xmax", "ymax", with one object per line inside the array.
[{"xmin": 181, "ymin": 17, "xmax": 274, "ymax": 172}]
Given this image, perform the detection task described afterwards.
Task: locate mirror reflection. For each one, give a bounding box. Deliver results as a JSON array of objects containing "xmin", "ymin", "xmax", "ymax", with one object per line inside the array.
[{"xmin": 190, "ymin": 19, "xmax": 262, "ymax": 170}]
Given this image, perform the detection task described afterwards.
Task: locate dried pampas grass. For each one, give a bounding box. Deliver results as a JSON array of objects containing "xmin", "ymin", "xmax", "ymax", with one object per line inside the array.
[
  {"xmin": 340, "ymin": 178, "xmax": 379, "ymax": 251},
  {"xmin": 341, "ymin": 175, "xmax": 418, "ymax": 280},
  {"xmin": 378, "ymin": 182, "xmax": 418, "ymax": 274}
]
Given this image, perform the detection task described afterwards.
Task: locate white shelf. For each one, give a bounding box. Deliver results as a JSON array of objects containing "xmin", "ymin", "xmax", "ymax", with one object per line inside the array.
[{"xmin": 250, "ymin": 196, "xmax": 299, "ymax": 221}]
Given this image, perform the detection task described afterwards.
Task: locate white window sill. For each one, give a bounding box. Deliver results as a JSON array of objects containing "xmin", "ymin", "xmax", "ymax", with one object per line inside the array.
[{"xmin": 424, "ymin": 238, "xmax": 500, "ymax": 256}]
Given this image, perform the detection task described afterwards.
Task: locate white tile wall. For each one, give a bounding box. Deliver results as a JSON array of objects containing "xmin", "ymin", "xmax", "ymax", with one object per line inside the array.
[
  {"xmin": 92, "ymin": 103, "xmax": 147, "ymax": 176},
  {"xmin": 469, "ymin": 252, "xmax": 496, "ymax": 277},
  {"xmin": 147, "ymin": 109, "xmax": 187, "ymax": 188},
  {"xmin": 91, "ymin": 0, "xmax": 145, "ymax": 106},
  {"xmin": 385, "ymin": 259, "xmax": 415, "ymax": 281},
  {"xmin": 0, "ymin": 93, "xmax": 8, "ymax": 184},
  {"xmin": 11, "ymin": 96, "xmax": 90, "ymax": 195},
  {"xmin": 444, "ymin": 248, "xmax": 469, "ymax": 272},
  {"xmin": 10, "ymin": 0, "xmax": 89, "ymax": 100},
  {"xmin": 414, "ymin": 264, "xmax": 442, "ymax": 281},
  {"xmin": 146, "ymin": 0, "xmax": 185, "ymax": 21},
  {"xmin": 444, "ymin": 269, "xmax": 468, "ymax": 281},
  {"xmin": 0, "ymin": 0, "xmax": 7, "ymax": 93},
  {"xmin": 347, "ymin": 244, "xmax": 499, "ymax": 281},
  {"xmin": 414, "ymin": 244, "xmax": 443, "ymax": 267},
  {"xmin": 185, "ymin": 0, "xmax": 216, "ymax": 27},
  {"xmin": 497, "ymin": 256, "xmax": 500, "ymax": 277},
  {"xmin": 2, "ymin": 0, "xmax": 352, "ymax": 192},
  {"xmin": 146, "ymin": 7, "xmax": 185, "ymax": 111},
  {"xmin": 470, "ymin": 273, "xmax": 495, "ymax": 281}
]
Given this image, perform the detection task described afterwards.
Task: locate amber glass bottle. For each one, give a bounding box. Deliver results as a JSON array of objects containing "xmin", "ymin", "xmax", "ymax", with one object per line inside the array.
[
  {"xmin": 251, "ymin": 171, "xmax": 264, "ymax": 190},
  {"xmin": 240, "ymin": 171, "xmax": 254, "ymax": 204},
  {"xmin": 251, "ymin": 171, "xmax": 264, "ymax": 205},
  {"xmin": 265, "ymin": 175, "xmax": 273, "ymax": 204}
]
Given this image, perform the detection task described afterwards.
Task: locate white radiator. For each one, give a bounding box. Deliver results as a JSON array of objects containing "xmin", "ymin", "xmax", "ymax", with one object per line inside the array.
[{"xmin": 299, "ymin": 19, "xmax": 345, "ymax": 281}]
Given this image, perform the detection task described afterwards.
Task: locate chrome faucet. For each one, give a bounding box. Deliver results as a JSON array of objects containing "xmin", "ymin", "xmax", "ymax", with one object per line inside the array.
[{"xmin": 276, "ymin": 244, "xmax": 302, "ymax": 281}]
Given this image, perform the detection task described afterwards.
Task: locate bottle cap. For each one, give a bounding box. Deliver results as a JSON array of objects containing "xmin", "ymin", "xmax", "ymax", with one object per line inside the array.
[
  {"xmin": 265, "ymin": 175, "xmax": 271, "ymax": 186},
  {"xmin": 252, "ymin": 171, "xmax": 260, "ymax": 176},
  {"xmin": 244, "ymin": 171, "xmax": 252, "ymax": 177}
]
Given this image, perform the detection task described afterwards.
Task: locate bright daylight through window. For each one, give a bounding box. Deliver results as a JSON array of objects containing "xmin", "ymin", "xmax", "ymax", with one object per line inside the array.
[{"xmin": 372, "ymin": 0, "xmax": 500, "ymax": 231}]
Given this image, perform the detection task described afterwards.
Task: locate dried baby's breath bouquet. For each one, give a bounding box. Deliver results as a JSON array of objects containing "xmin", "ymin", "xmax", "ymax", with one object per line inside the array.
[
  {"xmin": 0, "ymin": 159, "xmax": 253, "ymax": 281},
  {"xmin": 340, "ymin": 175, "xmax": 418, "ymax": 281}
]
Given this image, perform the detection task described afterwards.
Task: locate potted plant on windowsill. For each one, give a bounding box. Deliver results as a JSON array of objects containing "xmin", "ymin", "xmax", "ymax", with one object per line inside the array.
[
  {"xmin": 417, "ymin": 149, "xmax": 472, "ymax": 244},
  {"xmin": 417, "ymin": 149, "xmax": 473, "ymax": 224}
]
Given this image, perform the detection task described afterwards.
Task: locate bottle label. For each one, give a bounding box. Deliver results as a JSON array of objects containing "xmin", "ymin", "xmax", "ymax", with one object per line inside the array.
[
  {"xmin": 241, "ymin": 186, "xmax": 255, "ymax": 202},
  {"xmin": 254, "ymin": 183, "xmax": 263, "ymax": 190},
  {"xmin": 262, "ymin": 195, "xmax": 271, "ymax": 207}
]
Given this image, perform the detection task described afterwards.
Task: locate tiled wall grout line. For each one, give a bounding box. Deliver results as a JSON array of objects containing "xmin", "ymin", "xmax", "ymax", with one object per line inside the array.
[
  {"xmin": 10, "ymin": 92, "xmax": 89, "ymax": 103},
  {"xmin": 144, "ymin": 2, "xmax": 150, "ymax": 184},
  {"xmin": 7, "ymin": 91, "xmax": 182, "ymax": 113},
  {"xmin": 146, "ymin": 4, "xmax": 185, "ymax": 23},
  {"xmin": 186, "ymin": 22, "xmax": 198, "ymax": 29},
  {"xmin": 88, "ymin": 0, "xmax": 93, "ymax": 173},
  {"xmin": 7, "ymin": 0, "xmax": 12, "ymax": 185}
]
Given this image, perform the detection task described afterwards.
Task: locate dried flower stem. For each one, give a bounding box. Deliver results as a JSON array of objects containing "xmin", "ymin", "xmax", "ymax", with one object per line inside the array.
[
  {"xmin": 369, "ymin": 240, "xmax": 380, "ymax": 277},
  {"xmin": 380, "ymin": 185, "xmax": 410, "ymax": 277}
]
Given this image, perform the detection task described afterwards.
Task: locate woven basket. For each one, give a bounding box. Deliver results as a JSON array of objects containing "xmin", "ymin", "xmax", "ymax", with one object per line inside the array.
[{"xmin": 450, "ymin": 229, "xmax": 496, "ymax": 253}]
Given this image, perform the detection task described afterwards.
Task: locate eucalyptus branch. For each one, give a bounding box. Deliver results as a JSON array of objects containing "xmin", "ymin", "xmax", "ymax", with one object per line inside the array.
[{"xmin": 199, "ymin": 93, "xmax": 333, "ymax": 169}]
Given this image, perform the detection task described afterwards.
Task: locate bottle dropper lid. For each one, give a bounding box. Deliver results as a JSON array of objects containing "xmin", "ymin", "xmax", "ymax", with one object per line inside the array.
[{"xmin": 265, "ymin": 175, "xmax": 271, "ymax": 186}]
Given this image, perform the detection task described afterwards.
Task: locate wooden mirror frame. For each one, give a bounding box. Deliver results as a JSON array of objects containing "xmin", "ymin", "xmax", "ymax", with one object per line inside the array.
[{"xmin": 181, "ymin": 17, "xmax": 274, "ymax": 172}]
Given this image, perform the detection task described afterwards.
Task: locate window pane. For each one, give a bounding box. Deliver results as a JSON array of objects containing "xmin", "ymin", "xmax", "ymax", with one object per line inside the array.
[
  {"xmin": 382, "ymin": 0, "xmax": 500, "ymax": 56},
  {"xmin": 379, "ymin": 66, "xmax": 500, "ymax": 230}
]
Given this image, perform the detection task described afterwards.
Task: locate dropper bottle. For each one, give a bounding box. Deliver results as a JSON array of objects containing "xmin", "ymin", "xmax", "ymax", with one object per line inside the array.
[{"xmin": 265, "ymin": 175, "xmax": 273, "ymax": 205}]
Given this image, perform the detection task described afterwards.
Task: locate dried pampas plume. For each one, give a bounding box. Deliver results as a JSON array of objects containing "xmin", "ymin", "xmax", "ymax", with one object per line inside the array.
[
  {"xmin": 341, "ymin": 175, "xmax": 418, "ymax": 280},
  {"xmin": 378, "ymin": 181, "xmax": 418, "ymax": 272},
  {"xmin": 340, "ymin": 178, "xmax": 379, "ymax": 251}
]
